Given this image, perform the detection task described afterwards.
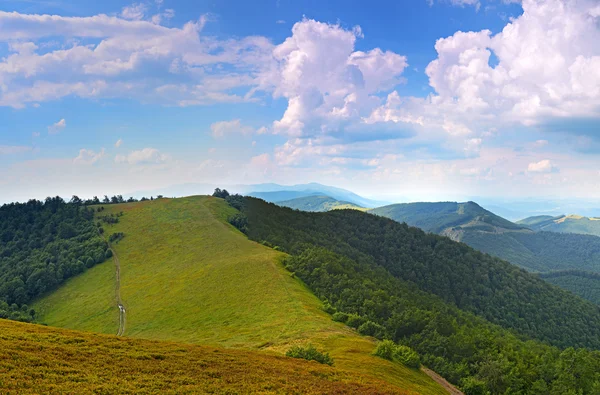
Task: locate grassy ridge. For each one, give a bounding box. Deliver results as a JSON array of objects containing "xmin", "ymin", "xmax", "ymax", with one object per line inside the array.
[
  {"xmin": 0, "ymin": 319, "xmax": 411, "ymax": 394},
  {"xmin": 33, "ymin": 196, "xmax": 445, "ymax": 394}
]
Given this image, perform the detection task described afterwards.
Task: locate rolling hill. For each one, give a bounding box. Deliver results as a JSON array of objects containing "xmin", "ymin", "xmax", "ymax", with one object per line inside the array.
[
  {"xmin": 0, "ymin": 319, "xmax": 413, "ymax": 394},
  {"xmin": 32, "ymin": 196, "xmax": 446, "ymax": 394},
  {"xmin": 370, "ymin": 201, "xmax": 600, "ymax": 273},
  {"xmin": 278, "ymin": 195, "xmax": 365, "ymax": 212},
  {"xmin": 518, "ymin": 214, "xmax": 600, "ymax": 237}
]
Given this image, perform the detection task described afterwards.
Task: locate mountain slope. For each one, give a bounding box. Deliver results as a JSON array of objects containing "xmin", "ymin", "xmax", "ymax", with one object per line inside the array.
[
  {"xmin": 370, "ymin": 202, "xmax": 525, "ymax": 234},
  {"xmin": 0, "ymin": 319, "xmax": 411, "ymax": 394},
  {"xmin": 371, "ymin": 201, "xmax": 600, "ymax": 272},
  {"xmin": 539, "ymin": 271, "xmax": 600, "ymax": 305},
  {"xmin": 519, "ymin": 214, "xmax": 600, "ymax": 237},
  {"xmin": 33, "ymin": 196, "xmax": 445, "ymax": 394},
  {"xmin": 278, "ymin": 195, "xmax": 365, "ymax": 212},
  {"xmin": 239, "ymin": 197, "xmax": 600, "ymax": 393}
]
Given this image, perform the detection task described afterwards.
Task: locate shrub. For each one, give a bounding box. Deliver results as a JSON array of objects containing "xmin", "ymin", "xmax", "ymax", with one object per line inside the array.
[
  {"xmin": 394, "ymin": 345, "xmax": 421, "ymax": 368},
  {"xmin": 286, "ymin": 344, "xmax": 333, "ymax": 366},
  {"xmin": 322, "ymin": 302, "xmax": 336, "ymax": 315},
  {"xmin": 228, "ymin": 213, "xmax": 248, "ymax": 234},
  {"xmin": 345, "ymin": 314, "xmax": 367, "ymax": 329},
  {"xmin": 357, "ymin": 320, "xmax": 386, "ymax": 339},
  {"xmin": 373, "ymin": 340, "xmax": 396, "ymax": 361},
  {"xmin": 332, "ymin": 312, "xmax": 349, "ymax": 323},
  {"xmin": 373, "ymin": 341, "xmax": 421, "ymax": 369}
]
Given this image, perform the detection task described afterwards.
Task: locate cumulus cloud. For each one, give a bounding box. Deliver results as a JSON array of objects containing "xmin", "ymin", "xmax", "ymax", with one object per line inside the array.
[
  {"xmin": 262, "ymin": 18, "xmax": 408, "ymax": 138},
  {"xmin": 47, "ymin": 119, "xmax": 66, "ymax": 135},
  {"xmin": 528, "ymin": 159, "xmax": 559, "ymax": 173},
  {"xmin": 115, "ymin": 147, "xmax": 168, "ymax": 165},
  {"xmin": 74, "ymin": 148, "xmax": 105, "ymax": 165},
  {"xmin": 121, "ymin": 3, "xmax": 147, "ymax": 21},
  {"xmin": 210, "ymin": 119, "xmax": 255, "ymax": 138}
]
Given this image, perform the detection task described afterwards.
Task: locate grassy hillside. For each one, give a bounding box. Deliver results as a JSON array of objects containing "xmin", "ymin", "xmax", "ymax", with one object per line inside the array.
[
  {"xmin": 370, "ymin": 201, "xmax": 524, "ymax": 234},
  {"xmin": 519, "ymin": 214, "xmax": 600, "ymax": 237},
  {"xmin": 33, "ymin": 196, "xmax": 445, "ymax": 394},
  {"xmin": 278, "ymin": 195, "xmax": 365, "ymax": 212},
  {"xmin": 0, "ymin": 319, "xmax": 415, "ymax": 394}
]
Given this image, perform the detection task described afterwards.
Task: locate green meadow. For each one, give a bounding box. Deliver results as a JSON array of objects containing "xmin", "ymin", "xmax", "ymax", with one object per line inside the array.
[{"xmin": 34, "ymin": 196, "xmax": 446, "ymax": 394}]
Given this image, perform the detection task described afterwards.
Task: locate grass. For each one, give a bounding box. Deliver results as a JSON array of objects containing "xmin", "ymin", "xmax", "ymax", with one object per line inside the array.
[
  {"xmin": 33, "ymin": 196, "xmax": 446, "ymax": 394},
  {"xmin": 0, "ymin": 319, "xmax": 410, "ymax": 394}
]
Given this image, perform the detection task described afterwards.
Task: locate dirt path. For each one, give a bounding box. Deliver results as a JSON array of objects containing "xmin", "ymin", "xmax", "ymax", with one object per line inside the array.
[
  {"xmin": 422, "ymin": 367, "xmax": 464, "ymax": 395},
  {"xmin": 99, "ymin": 228, "xmax": 126, "ymax": 337},
  {"xmin": 111, "ymin": 246, "xmax": 126, "ymax": 336}
]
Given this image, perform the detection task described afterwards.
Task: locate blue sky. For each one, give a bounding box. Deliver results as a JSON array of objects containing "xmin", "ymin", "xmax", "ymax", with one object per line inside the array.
[{"xmin": 1, "ymin": 0, "xmax": 599, "ymax": 203}]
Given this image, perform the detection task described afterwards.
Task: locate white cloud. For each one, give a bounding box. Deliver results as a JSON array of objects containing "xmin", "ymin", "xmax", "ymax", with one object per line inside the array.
[
  {"xmin": 276, "ymin": 20, "xmax": 286, "ymax": 24},
  {"xmin": 115, "ymin": 139, "xmax": 123, "ymax": 148},
  {"xmin": 263, "ymin": 18, "xmax": 408, "ymax": 137},
  {"xmin": 528, "ymin": 159, "xmax": 558, "ymax": 173},
  {"xmin": 47, "ymin": 118, "xmax": 66, "ymax": 135},
  {"xmin": 74, "ymin": 148, "xmax": 105, "ymax": 165},
  {"xmin": 120, "ymin": 3, "xmax": 148, "ymax": 21},
  {"xmin": 210, "ymin": 119, "xmax": 255, "ymax": 138},
  {"xmin": 115, "ymin": 147, "xmax": 168, "ymax": 165}
]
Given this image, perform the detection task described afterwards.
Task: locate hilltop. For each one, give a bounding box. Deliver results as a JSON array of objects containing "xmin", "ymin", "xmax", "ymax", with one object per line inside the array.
[
  {"xmin": 278, "ymin": 195, "xmax": 365, "ymax": 212},
  {"xmin": 518, "ymin": 214, "xmax": 600, "ymax": 237},
  {"xmin": 33, "ymin": 196, "xmax": 445, "ymax": 394}
]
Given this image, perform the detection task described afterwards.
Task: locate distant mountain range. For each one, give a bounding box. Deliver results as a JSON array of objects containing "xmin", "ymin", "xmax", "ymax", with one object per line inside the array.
[
  {"xmin": 370, "ymin": 201, "xmax": 600, "ymax": 275},
  {"xmin": 276, "ymin": 195, "xmax": 364, "ymax": 212},
  {"xmin": 518, "ymin": 214, "xmax": 600, "ymax": 237}
]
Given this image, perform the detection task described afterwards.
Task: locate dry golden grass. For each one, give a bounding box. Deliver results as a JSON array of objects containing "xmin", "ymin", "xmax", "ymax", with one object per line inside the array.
[{"xmin": 0, "ymin": 319, "xmax": 412, "ymax": 394}]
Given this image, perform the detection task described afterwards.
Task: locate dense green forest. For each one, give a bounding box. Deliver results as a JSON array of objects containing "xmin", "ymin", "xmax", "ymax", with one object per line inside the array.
[
  {"xmin": 232, "ymin": 197, "xmax": 600, "ymax": 394},
  {"xmin": 0, "ymin": 197, "xmax": 107, "ymax": 321},
  {"xmin": 540, "ymin": 270, "xmax": 600, "ymax": 305},
  {"xmin": 462, "ymin": 230, "xmax": 600, "ymax": 272}
]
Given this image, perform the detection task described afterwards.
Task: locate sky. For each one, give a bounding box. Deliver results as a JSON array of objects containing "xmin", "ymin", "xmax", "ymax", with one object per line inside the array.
[{"xmin": 0, "ymin": 0, "xmax": 599, "ymax": 203}]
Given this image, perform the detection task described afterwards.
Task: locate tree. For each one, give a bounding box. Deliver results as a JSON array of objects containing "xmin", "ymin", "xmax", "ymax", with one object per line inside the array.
[
  {"xmin": 70, "ymin": 195, "xmax": 82, "ymax": 205},
  {"xmin": 213, "ymin": 188, "xmax": 230, "ymax": 199},
  {"xmin": 103, "ymin": 195, "xmax": 110, "ymax": 204}
]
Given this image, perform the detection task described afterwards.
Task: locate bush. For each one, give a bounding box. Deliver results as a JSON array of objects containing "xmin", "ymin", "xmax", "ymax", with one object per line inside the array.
[
  {"xmin": 373, "ymin": 340, "xmax": 396, "ymax": 361},
  {"xmin": 332, "ymin": 312, "xmax": 349, "ymax": 323},
  {"xmin": 345, "ymin": 314, "xmax": 367, "ymax": 329},
  {"xmin": 394, "ymin": 345, "xmax": 421, "ymax": 368},
  {"xmin": 286, "ymin": 344, "xmax": 333, "ymax": 366},
  {"xmin": 322, "ymin": 302, "xmax": 336, "ymax": 315},
  {"xmin": 228, "ymin": 213, "xmax": 248, "ymax": 234},
  {"xmin": 357, "ymin": 320, "xmax": 386, "ymax": 339},
  {"xmin": 373, "ymin": 341, "xmax": 421, "ymax": 368}
]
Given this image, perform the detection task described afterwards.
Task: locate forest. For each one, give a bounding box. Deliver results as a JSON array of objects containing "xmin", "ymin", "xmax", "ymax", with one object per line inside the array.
[
  {"xmin": 235, "ymin": 197, "xmax": 600, "ymax": 394},
  {"xmin": 0, "ymin": 197, "xmax": 107, "ymax": 321},
  {"xmin": 540, "ymin": 270, "xmax": 600, "ymax": 305}
]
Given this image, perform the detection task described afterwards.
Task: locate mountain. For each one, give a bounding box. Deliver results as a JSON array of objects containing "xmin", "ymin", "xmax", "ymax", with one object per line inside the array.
[
  {"xmin": 32, "ymin": 196, "xmax": 445, "ymax": 394},
  {"xmin": 370, "ymin": 201, "xmax": 600, "ymax": 273},
  {"xmin": 518, "ymin": 214, "xmax": 600, "ymax": 237},
  {"xmin": 277, "ymin": 195, "xmax": 365, "ymax": 212},
  {"xmin": 0, "ymin": 320, "xmax": 409, "ymax": 394},
  {"xmin": 369, "ymin": 201, "xmax": 525, "ymax": 234},
  {"xmin": 238, "ymin": 197, "xmax": 600, "ymax": 393},
  {"xmin": 244, "ymin": 183, "xmax": 388, "ymax": 208}
]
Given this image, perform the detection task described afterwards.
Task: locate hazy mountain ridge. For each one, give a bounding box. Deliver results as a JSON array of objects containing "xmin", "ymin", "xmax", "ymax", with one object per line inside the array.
[
  {"xmin": 518, "ymin": 214, "xmax": 600, "ymax": 237},
  {"xmin": 276, "ymin": 195, "xmax": 365, "ymax": 212}
]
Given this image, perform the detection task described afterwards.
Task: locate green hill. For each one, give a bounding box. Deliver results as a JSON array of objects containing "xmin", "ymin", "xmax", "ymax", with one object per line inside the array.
[
  {"xmin": 33, "ymin": 196, "xmax": 445, "ymax": 394},
  {"xmin": 0, "ymin": 319, "xmax": 413, "ymax": 394},
  {"xmin": 371, "ymin": 201, "xmax": 600, "ymax": 273},
  {"xmin": 239, "ymin": 197, "xmax": 600, "ymax": 393},
  {"xmin": 518, "ymin": 214, "xmax": 600, "ymax": 237},
  {"xmin": 278, "ymin": 195, "xmax": 365, "ymax": 212}
]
